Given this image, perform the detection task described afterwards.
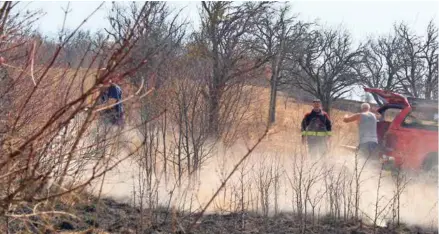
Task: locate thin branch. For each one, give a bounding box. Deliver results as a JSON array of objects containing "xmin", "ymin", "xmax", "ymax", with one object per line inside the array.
[
  {"xmin": 187, "ymin": 126, "xmax": 269, "ymax": 232},
  {"xmin": 93, "ymin": 81, "xmax": 153, "ymax": 113},
  {"xmin": 29, "ymin": 40, "xmax": 36, "ymax": 86},
  {"xmin": 6, "ymin": 211, "xmax": 79, "ymax": 219}
]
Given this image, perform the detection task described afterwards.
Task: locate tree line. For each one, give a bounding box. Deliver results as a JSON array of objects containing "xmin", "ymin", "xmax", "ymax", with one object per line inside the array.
[
  {"xmin": 9, "ymin": 1, "xmax": 439, "ymax": 131},
  {"xmin": 0, "ymin": 2, "xmax": 436, "ymax": 228}
]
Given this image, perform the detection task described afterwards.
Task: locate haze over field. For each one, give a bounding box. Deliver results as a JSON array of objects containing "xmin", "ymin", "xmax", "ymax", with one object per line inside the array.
[
  {"xmin": 84, "ymin": 87, "xmax": 438, "ymax": 228},
  {"xmin": 0, "ymin": 1, "xmax": 437, "ymax": 233}
]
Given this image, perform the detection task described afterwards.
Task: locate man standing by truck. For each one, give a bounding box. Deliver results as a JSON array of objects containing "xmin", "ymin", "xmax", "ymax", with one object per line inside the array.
[
  {"xmin": 343, "ymin": 103, "xmax": 381, "ymax": 160},
  {"xmin": 301, "ymin": 99, "xmax": 332, "ymax": 158}
]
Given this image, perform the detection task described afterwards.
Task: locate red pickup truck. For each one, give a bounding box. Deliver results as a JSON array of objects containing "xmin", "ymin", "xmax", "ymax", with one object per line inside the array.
[{"xmin": 364, "ymin": 88, "xmax": 438, "ymax": 180}]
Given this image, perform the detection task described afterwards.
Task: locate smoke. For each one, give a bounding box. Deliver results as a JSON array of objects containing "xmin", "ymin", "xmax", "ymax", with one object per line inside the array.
[{"xmin": 84, "ymin": 133, "xmax": 438, "ymax": 229}]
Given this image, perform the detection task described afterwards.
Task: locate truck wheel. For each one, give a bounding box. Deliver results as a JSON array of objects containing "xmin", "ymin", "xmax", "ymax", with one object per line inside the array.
[{"xmin": 422, "ymin": 153, "xmax": 438, "ymax": 182}]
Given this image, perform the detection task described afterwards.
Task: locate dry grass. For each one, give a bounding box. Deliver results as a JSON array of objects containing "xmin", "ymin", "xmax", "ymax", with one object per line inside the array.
[
  {"xmin": 236, "ymin": 85, "xmax": 358, "ymax": 152},
  {"xmin": 3, "ymin": 66, "xmax": 436, "ymax": 233}
]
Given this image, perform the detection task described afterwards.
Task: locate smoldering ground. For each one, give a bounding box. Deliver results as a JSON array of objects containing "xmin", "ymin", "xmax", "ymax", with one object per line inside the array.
[{"xmin": 84, "ymin": 130, "xmax": 438, "ymax": 230}]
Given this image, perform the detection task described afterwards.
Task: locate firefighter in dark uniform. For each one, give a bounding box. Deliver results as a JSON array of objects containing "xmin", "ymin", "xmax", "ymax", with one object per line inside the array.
[{"xmin": 301, "ymin": 98, "xmax": 332, "ymax": 158}]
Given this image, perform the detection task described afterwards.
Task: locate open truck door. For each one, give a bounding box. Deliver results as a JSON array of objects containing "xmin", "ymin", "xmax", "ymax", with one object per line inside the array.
[
  {"xmin": 363, "ymin": 88, "xmax": 410, "ymax": 145},
  {"xmin": 363, "ymin": 88, "xmax": 410, "ymax": 107}
]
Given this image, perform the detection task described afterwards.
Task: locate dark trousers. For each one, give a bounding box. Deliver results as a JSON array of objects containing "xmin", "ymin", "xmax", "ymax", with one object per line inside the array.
[
  {"xmin": 357, "ymin": 142, "xmax": 379, "ymax": 160},
  {"xmin": 307, "ymin": 136, "xmax": 328, "ymax": 158},
  {"xmin": 101, "ymin": 111, "xmax": 125, "ymax": 127}
]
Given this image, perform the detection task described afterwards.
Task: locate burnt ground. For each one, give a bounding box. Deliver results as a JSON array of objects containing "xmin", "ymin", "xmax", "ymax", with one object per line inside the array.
[{"xmin": 4, "ymin": 195, "xmax": 438, "ymax": 234}]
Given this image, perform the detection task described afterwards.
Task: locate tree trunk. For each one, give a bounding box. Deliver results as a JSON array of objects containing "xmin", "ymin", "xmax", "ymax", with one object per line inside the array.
[
  {"xmin": 268, "ymin": 74, "xmax": 278, "ymax": 125},
  {"xmin": 209, "ymin": 29, "xmax": 221, "ymax": 137},
  {"xmin": 208, "ymin": 87, "xmax": 220, "ymax": 136},
  {"xmin": 268, "ymin": 45, "xmax": 283, "ymax": 125},
  {"xmin": 425, "ymin": 91, "xmax": 432, "ymax": 100},
  {"xmin": 425, "ymin": 85, "xmax": 432, "ymax": 100},
  {"xmin": 321, "ymin": 98, "xmax": 331, "ymax": 115}
]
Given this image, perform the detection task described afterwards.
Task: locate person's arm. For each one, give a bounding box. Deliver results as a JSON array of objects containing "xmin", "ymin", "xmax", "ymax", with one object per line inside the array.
[
  {"xmin": 324, "ymin": 113, "xmax": 332, "ymax": 136},
  {"xmin": 301, "ymin": 114, "xmax": 309, "ymax": 144},
  {"xmin": 105, "ymin": 98, "xmax": 118, "ymax": 106},
  {"xmin": 343, "ymin": 113, "xmax": 360, "ymax": 123},
  {"xmin": 371, "ymin": 109, "xmax": 382, "ymax": 120},
  {"xmin": 84, "ymin": 88, "xmax": 106, "ymax": 111},
  {"xmin": 301, "ymin": 114, "xmax": 309, "ymax": 135},
  {"xmin": 89, "ymin": 87, "xmax": 119, "ymax": 111}
]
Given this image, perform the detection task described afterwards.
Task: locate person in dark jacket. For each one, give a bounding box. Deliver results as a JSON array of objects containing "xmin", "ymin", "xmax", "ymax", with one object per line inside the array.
[
  {"xmin": 301, "ymin": 99, "xmax": 332, "ymax": 158},
  {"xmin": 98, "ymin": 79, "xmax": 124, "ymax": 127}
]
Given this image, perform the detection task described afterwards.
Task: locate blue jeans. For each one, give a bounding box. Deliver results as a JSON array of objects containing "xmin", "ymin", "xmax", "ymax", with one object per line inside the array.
[{"xmin": 357, "ymin": 142, "xmax": 379, "ymax": 160}]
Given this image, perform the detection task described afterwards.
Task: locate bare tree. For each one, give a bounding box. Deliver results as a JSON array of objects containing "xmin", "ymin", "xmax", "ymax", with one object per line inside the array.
[
  {"xmin": 165, "ymin": 57, "xmax": 215, "ymax": 181},
  {"xmin": 106, "ymin": 2, "xmax": 186, "ymax": 89},
  {"xmin": 394, "ymin": 22, "xmax": 425, "ymax": 98},
  {"xmin": 289, "ymin": 26, "xmax": 362, "ymax": 114},
  {"xmin": 355, "ymin": 20, "xmax": 438, "ymax": 101},
  {"xmin": 197, "ymin": 1, "xmax": 272, "ymax": 135},
  {"xmin": 61, "ymin": 30, "xmax": 95, "ymax": 67},
  {"xmin": 420, "ymin": 20, "xmax": 438, "ymax": 100},
  {"xmin": 354, "ymin": 35, "xmax": 403, "ymax": 99},
  {"xmin": 0, "ymin": 3, "xmax": 159, "ymax": 230},
  {"xmin": 252, "ymin": 4, "xmax": 309, "ymax": 124}
]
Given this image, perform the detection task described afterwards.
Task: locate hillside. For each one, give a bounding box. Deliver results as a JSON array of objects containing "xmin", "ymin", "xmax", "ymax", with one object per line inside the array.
[
  {"xmin": 0, "ymin": 1, "xmax": 437, "ymax": 233},
  {"xmin": 5, "ymin": 84, "xmax": 437, "ymax": 233},
  {"xmin": 1, "ymin": 66, "xmax": 436, "ymax": 234},
  {"xmin": 75, "ymin": 85, "xmax": 436, "ymax": 233}
]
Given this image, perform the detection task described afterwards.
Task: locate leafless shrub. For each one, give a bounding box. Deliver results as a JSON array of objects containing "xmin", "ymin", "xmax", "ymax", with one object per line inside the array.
[
  {"xmin": 254, "ymin": 156, "xmax": 275, "ymax": 217},
  {"xmin": 131, "ymin": 120, "xmax": 163, "ymax": 231},
  {"xmin": 0, "ymin": 2, "xmax": 166, "ymax": 232},
  {"xmin": 0, "ymin": 2, "xmax": 436, "ymax": 233},
  {"xmin": 251, "ymin": 3, "xmax": 310, "ymax": 125}
]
